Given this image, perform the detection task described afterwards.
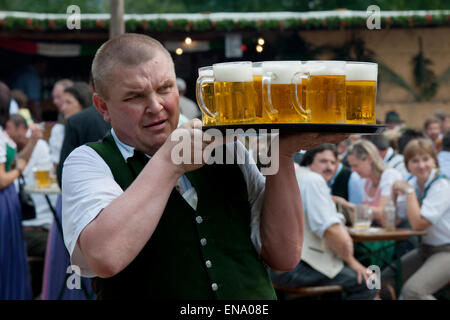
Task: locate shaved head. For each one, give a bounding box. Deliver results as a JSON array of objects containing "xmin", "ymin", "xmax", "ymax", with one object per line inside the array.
[{"xmin": 91, "ymin": 33, "xmax": 173, "ymax": 98}]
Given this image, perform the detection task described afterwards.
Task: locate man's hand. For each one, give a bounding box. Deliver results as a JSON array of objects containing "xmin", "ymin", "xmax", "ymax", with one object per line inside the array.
[
  {"xmin": 347, "ymin": 257, "xmax": 370, "ymax": 285},
  {"xmin": 15, "ymin": 158, "xmax": 27, "ymax": 173},
  {"xmin": 29, "ymin": 123, "xmax": 43, "ymax": 142},
  {"xmin": 158, "ymin": 119, "xmax": 224, "ymax": 175},
  {"xmin": 392, "ymin": 180, "xmax": 413, "ymax": 199},
  {"xmin": 279, "ymin": 133, "xmax": 349, "ymax": 158}
]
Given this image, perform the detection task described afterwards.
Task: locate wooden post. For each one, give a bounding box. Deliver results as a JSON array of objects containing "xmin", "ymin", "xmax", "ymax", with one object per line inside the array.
[{"xmin": 110, "ymin": 0, "xmax": 124, "ymax": 39}]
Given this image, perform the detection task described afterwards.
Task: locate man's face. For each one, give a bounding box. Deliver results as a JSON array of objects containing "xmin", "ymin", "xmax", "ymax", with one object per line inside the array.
[
  {"xmin": 5, "ymin": 121, "xmax": 27, "ymax": 144},
  {"xmin": 52, "ymin": 84, "xmax": 65, "ymax": 111},
  {"xmin": 308, "ymin": 150, "xmax": 337, "ymax": 183},
  {"xmin": 99, "ymin": 52, "xmax": 179, "ymax": 155},
  {"xmin": 425, "ymin": 122, "xmax": 441, "ymax": 141}
]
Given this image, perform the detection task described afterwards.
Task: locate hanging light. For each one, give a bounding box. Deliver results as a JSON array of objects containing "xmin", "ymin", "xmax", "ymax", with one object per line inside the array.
[
  {"xmin": 184, "ymin": 37, "xmax": 192, "ymax": 45},
  {"xmin": 176, "ymin": 48, "xmax": 183, "ymax": 55},
  {"xmin": 256, "ymin": 45, "xmax": 263, "ymax": 53},
  {"xmin": 257, "ymin": 37, "xmax": 265, "ymax": 46}
]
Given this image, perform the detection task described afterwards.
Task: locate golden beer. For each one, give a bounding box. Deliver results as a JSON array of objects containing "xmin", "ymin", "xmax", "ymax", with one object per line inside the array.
[
  {"xmin": 34, "ymin": 170, "xmax": 50, "ymax": 188},
  {"xmin": 345, "ymin": 62, "xmax": 378, "ymax": 124},
  {"xmin": 196, "ymin": 66, "xmax": 217, "ymax": 125},
  {"xmin": 261, "ymin": 61, "xmax": 308, "ymax": 123},
  {"xmin": 200, "ymin": 82, "xmax": 216, "ymax": 125},
  {"xmin": 306, "ymin": 75, "xmax": 346, "ymax": 123},
  {"xmin": 214, "ymin": 81, "xmax": 255, "ymax": 124},
  {"xmin": 262, "ymin": 84, "xmax": 304, "ymax": 123},
  {"xmin": 253, "ymin": 75, "xmax": 264, "ymax": 123},
  {"xmin": 252, "ymin": 63, "xmax": 263, "ymax": 122},
  {"xmin": 213, "ymin": 62, "xmax": 255, "ymax": 125},
  {"xmin": 346, "ymin": 81, "xmax": 376, "ymax": 124}
]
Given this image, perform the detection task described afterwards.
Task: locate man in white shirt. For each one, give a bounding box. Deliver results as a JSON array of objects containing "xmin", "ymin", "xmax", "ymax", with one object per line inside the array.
[
  {"xmin": 269, "ymin": 145, "xmax": 378, "ymax": 300},
  {"xmin": 61, "ymin": 33, "xmax": 346, "ymax": 299}
]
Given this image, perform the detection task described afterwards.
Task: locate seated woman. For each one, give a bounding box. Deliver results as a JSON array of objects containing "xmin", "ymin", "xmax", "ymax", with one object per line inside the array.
[
  {"xmin": 381, "ymin": 138, "xmax": 450, "ymax": 300},
  {"xmin": 346, "ymin": 139, "xmax": 404, "ymax": 269}
]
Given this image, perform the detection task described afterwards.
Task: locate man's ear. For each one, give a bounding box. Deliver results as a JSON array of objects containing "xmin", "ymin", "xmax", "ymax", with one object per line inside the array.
[{"xmin": 93, "ymin": 93, "xmax": 111, "ymax": 123}]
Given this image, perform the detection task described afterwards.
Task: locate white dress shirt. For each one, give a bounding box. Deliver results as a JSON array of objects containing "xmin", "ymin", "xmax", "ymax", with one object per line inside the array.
[
  {"xmin": 49, "ymin": 123, "xmax": 65, "ymax": 165},
  {"xmin": 20, "ymin": 139, "xmax": 56, "ymax": 230},
  {"xmin": 62, "ymin": 129, "xmax": 265, "ymax": 277}
]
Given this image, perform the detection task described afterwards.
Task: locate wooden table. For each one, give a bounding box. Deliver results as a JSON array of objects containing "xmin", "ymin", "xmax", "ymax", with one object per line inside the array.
[
  {"xmin": 348, "ymin": 227, "xmax": 427, "ymax": 296},
  {"xmin": 348, "ymin": 227, "xmax": 427, "ymax": 242}
]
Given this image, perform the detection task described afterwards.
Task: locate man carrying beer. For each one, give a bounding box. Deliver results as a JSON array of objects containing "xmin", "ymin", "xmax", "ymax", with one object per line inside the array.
[{"xmin": 61, "ymin": 33, "xmax": 346, "ymax": 299}]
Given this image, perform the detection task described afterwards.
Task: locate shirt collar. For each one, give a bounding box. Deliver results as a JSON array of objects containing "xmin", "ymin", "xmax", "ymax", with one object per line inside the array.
[
  {"xmin": 328, "ymin": 162, "xmax": 342, "ymax": 187},
  {"xmin": 110, "ymin": 128, "xmax": 150, "ymax": 161},
  {"xmin": 409, "ymin": 168, "xmax": 438, "ymax": 190},
  {"xmin": 384, "ymin": 147, "xmax": 394, "ymax": 162}
]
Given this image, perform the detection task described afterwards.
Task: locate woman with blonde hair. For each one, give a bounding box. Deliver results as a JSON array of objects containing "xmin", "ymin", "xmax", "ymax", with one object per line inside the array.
[
  {"xmin": 347, "ymin": 139, "xmax": 403, "ymax": 225},
  {"xmin": 381, "ymin": 138, "xmax": 450, "ymax": 299},
  {"xmin": 346, "ymin": 139, "xmax": 404, "ymax": 270}
]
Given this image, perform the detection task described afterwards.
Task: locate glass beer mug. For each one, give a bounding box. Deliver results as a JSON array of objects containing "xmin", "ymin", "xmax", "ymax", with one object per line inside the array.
[
  {"xmin": 252, "ymin": 62, "xmax": 264, "ymax": 123},
  {"xmin": 213, "ymin": 61, "xmax": 256, "ymax": 125},
  {"xmin": 304, "ymin": 61, "xmax": 347, "ymax": 123},
  {"xmin": 345, "ymin": 62, "xmax": 378, "ymax": 124},
  {"xmin": 195, "ymin": 66, "xmax": 216, "ymax": 126},
  {"xmin": 196, "ymin": 62, "xmax": 256, "ymax": 125},
  {"xmin": 261, "ymin": 61, "xmax": 310, "ymax": 123},
  {"xmin": 33, "ymin": 161, "xmax": 51, "ymax": 188}
]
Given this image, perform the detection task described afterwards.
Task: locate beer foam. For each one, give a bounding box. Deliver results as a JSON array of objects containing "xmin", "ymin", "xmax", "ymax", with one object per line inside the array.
[
  {"xmin": 253, "ymin": 67, "xmax": 263, "ymax": 76},
  {"xmin": 213, "ymin": 62, "xmax": 253, "ymax": 82},
  {"xmin": 262, "ymin": 61, "xmax": 304, "ymax": 84},
  {"xmin": 345, "ymin": 63, "xmax": 378, "ymax": 81},
  {"xmin": 304, "ymin": 61, "xmax": 345, "ymax": 76},
  {"xmin": 198, "ymin": 67, "xmax": 213, "ymax": 77}
]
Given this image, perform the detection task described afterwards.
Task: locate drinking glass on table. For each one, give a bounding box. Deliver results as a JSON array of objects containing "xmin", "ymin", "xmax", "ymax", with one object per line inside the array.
[{"xmin": 353, "ymin": 204, "xmax": 373, "ymax": 231}]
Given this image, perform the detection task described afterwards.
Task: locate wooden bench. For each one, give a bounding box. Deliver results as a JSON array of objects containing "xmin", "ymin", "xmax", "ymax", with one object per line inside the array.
[{"xmin": 273, "ymin": 283, "xmax": 344, "ymax": 299}]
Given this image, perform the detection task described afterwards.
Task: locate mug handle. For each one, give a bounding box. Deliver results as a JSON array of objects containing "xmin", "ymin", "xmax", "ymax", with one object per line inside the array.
[
  {"xmin": 262, "ymin": 72, "xmax": 279, "ymax": 122},
  {"xmin": 196, "ymin": 76, "xmax": 217, "ymax": 119},
  {"xmin": 292, "ymin": 72, "xmax": 311, "ymax": 122}
]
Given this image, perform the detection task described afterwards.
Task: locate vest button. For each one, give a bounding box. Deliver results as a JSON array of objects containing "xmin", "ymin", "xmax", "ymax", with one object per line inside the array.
[
  {"xmin": 200, "ymin": 238, "xmax": 207, "ymax": 246},
  {"xmin": 205, "ymin": 260, "xmax": 212, "ymax": 268},
  {"xmin": 211, "ymin": 283, "xmax": 218, "ymax": 291},
  {"xmin": 196, "ymin": 216, "xmax": 203, "ymax": 224}
]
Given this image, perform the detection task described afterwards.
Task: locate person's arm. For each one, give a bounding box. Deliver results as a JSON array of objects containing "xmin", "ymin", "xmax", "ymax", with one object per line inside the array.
[
  {"xmin": 370, "ymin": 195, "xmax": 388, "ymax": 225},
  {"xmin": 370, "ymin": 169, "xmax": 403, "ymax": 225},
  {"xmin": 77, "ymin": 120, "xmax": 216, "ymax": 278},
  {"xmin": 0, "ymin": 159, "xmax": 26, "ymax": 189},
  {"xmin": 323, "ymin": 224, "xmax": 369, "ymax": 284},
  {"xmin": 17, "ymin": 124, "xmax": 42, "ymax": 163},
  {"xmin": 259, "ymin": 133, "xmax": 348, "ymax": 272},
  {"xmin": 324, "ymin": 224, "xmax": 353, "ymax": 261},
  {"xmin": 392, "ymin": 180, "xmax": 431, "ymax": 231}
]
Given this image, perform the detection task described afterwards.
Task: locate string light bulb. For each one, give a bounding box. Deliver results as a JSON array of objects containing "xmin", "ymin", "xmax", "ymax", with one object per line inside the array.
[
  {"xmin": 184, "ymin": 37, "xmax": 192, "ymax": 45},
  {"xmin": 257, "ymin": 37, "xmax": 265, "ymax": 46},
  {"xmin": 256, "ymin": 45, "xmax": 263, "ymax": 53},
  {"xmin": 176, "ymin": 48, "xmax": 183, "ymax": 55}
]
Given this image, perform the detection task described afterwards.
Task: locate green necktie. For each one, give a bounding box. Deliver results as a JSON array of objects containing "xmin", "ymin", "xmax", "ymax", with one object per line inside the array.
[{"xmin": 126, "ymin": 150, "xmax": 149, "ymax": 178}]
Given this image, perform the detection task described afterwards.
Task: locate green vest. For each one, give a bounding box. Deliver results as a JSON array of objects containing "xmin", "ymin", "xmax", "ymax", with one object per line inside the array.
[
  {"xmin": 331, "ymin": 165, "xmax": 351, "ymax": 201},
  {"xmin": 87, "ymin": 135, "xmax": 276, "ymax": 300},
  {"xmin": 5, "ymin": 143, "xmax": 16, "ymax": 172}
]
